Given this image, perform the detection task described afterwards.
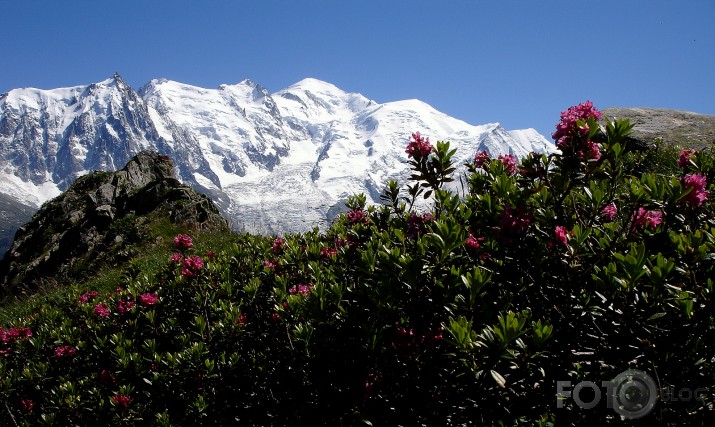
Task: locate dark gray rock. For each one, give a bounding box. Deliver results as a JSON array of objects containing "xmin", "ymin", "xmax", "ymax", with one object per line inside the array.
[{"xmin": 0, "ymin": 151, "xmax": 229, "ymax": 297}]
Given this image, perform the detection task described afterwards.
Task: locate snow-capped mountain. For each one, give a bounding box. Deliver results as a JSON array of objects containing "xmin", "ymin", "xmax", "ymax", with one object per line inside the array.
[{"xmin": 0, "ymin": 73, "xmax": 555, "ymax": 238}]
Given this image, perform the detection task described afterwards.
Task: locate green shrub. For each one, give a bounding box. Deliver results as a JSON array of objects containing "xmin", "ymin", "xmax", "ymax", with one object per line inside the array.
[{"xmin": 0, "ymin": 103, "xmax": 713, "ymax": 426}]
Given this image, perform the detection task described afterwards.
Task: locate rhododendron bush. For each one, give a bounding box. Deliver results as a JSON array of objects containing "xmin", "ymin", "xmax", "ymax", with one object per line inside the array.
[{"xmin": 0, "ymin": 103, "xmax": 713, "ymax": 426}]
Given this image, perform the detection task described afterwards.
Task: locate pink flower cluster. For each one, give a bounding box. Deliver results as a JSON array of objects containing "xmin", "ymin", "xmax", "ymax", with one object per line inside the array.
[
  {"xmin": 498, "ymin": 154, "xmax": 518, "ymax": 175},
  {"xmin": 320, "ymin": 247, "xmax": 338, "ymax": 259},
  {"xmin": 100, "ymin": 369, "xmax": 116, "ymax": 384},
  {"xmin": 289, "ymin": 283, "xmax": 313, "ymax": 296},
  {"xmin": 464, "ymin": 233, "xmax": 482, "ymax": 251},
  {"xmin": 407, "ymin": 212, "xmax": 435, "ymax": 238},
  {"xmin": 111, "ymin": 393, "xmax": 131, "ymax": 410},
  {"xmin": 347, "ymin": 209, "xmax": 370, "ymax": 225},
  {"xmin": 552, "ymin": 101, "xmax": 603, "ymax": 160},
  {"xmin": 680, "ymin": 173, "xmax": 709, "ymax": 208},
  {"xmin": 582, "ymin": 140, "xmax": 601, "ymax": 161},
  {"xmin": 498, "ymin": 206, "xmax": 533, "ymax": 242},
  {"xmin": 601, "ymin": 204, "xmax": 618, "ymax": 221},
  {"xmin": 236, "ymin": 313, "xmax": 247, "ymax": 326},
  {"xmin": 272, "ymin": 237, "xmax": 285, "ymax": 254},
  {"xmin": 181, "ymin": 255, "xmax": 204, "ymax": 278},
  {"xmin": 552, "ymin": 101, "xmax": 602, "ymax": 143},
  {"xmin": 117, "ymin": 299, "xmax": 135, "ymax": 314},
  {"xmin": 631, "ymin": 208, "xmax": 663, "ymax": 230},
  {"xmin": 173, "ymin": 234, "xmax": 193, "ymax": 251},
  {"xmin": 474, "ymin": 150, "xmax": 490, "ymax": 168},
  {"xmin": 21, "ymin": 399, "xmax": 34, "ymax": 413},
  {"xmin": 263, "ymin": 259, "xmax": 280, "ymax": 269},
  {"xmin": 554, "ymin": 226, "xmax": 570, "ymax": 246},
  {"xmin": 94, "ymin": 303, "xmax": 110, "ymax": 318},
  {"xmin": 140, "ymin": 292, "xmax": 158, "ymax": 306},
  {"xmin": 54, "ymin": 345, "xmax": 77, "ymax": 358},
  {"xmin": 678, "ymin": 149, "xmax": 697, "ymax": 168},
  {"xmin": 405, "ymin": 132, "xmax": 434, "ymax": 159},
  {"xmin": 333, "ymin": 237, "xmax": 351, "ymax": 249},
  {"xmin": 79, "ymin": 290, "xmax": 99, "ymax": 303},
  {"xmin": 1, "ymin": 326, "xmax": 32, "ymax": 344}
]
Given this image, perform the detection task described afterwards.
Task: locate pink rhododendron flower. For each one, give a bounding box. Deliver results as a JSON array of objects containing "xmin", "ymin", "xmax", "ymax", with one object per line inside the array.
[
  {"xmin": 498, "ymin": 154, "xmax": 518, "ymax": 175},
  {"xmin": 601, "ymin": 204, "xmax": 618, "ymax": 221},
  {"xmin": 1, "ymin": 326, "xmax": 32, "ymax": 344},
  {"xmin": 100, "ymin": 369, "xmax": 116, "ymax": 384},
  {"xmin": 21, "ymin": 399, "xmax": 34, "ymax": 413},
  {"xmin": 263, "ymin": 259, "xmax": 280, "ymax": 269},
  {"xmin": 347, "ymin": 209, "xmax": 370, "ymax": 225},
  {"xmin": 498, "ymin": 206, "xmax": 533, "ymax": 241},
  {"xmin": 170, "ymin": 253, "xmax": 184, "ymax": 264},
  {"xmin": 111, "ymin": 393, "xmax": 131, "ymax": 410},
  {"xmin": 289, "ymin": 283, "xmax": 313, "ymax": 296},
  {"xmin": 631, "ymin": 208, "xmax": 663, "ymax": 230},
  {"xmin": 140, "ymin": 292, "xmax": 159, "ymax": 306},
  {"xmin": 79, "ymin": 290, "xmax": 99, "ymax": 304},
  {"xmin": 474, "ymin": 150, "xmax": 490, "ymax": 168},
  {"xmin": 236, "ymin": 313, "xmax": 247, "ymax": 326},
  {"xmin": 407, "ymin": 212, "xmax": 435, "ymax": 238},
  {"xmin": 554, "ymin": 226, "xmax": 570, "ymax": 246},
  {"xmin": 405, "ymin": 132, "xmax": 434, "ymax": 159},
  {"xmin": 552, "ymin": 101, "xmax": 602, "ymax": 145},
  {"xmin": 583, "ymin": 140, "xmax": 601, "ymax": 161},
  {"xmin": 117, "ymin": 299, "xmax": 135, "ymax": 314},
  {"xmin": 320, "ymin": 247, "xmax": 338, "ymax": 259},
  {"xmin": 181, "ymin": 255, "xmax": 204, "ymax": 278},
  {"xmin": 678, "ymin": 149, "xmax": 697, "ymax": 168},
  {"xmin": 680, "ymin": 173, "xmax": 709, "ymax": 208},
  {"xmin": 272, "ymin": 237, "xmax": 285, "ymax": 254},
  {"xmin": 54, "ymin": 345, "xmax": 76, "ymax": 358},
  {"xmin": 173, "ymin": 234, "xmax": 193, "ymax": 251},
  {"xmin": 94, "ymin": 303, "xmax": 110, "ymax": 318},
  {"xmin": 464, "ymin": 233, "xmax": 482, "ymax": 251},
  {"xmin": 334, "ymin": 237, "xmax": 348, "ymax": 249}
]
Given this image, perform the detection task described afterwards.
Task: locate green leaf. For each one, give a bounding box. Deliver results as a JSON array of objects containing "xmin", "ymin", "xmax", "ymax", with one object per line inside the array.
[{"xmin": 491, "ymin": 369, "xmax": 506, "ymax": 388}]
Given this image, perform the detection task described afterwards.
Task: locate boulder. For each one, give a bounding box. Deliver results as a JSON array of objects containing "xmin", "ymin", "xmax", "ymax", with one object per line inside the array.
[{"xmin": 0, "ymin": 151, "xmax": 229, "ymax": 297}]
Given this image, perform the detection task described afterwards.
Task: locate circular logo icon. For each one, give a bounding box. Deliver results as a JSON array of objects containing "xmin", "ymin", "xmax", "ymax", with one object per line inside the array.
[{"xmin": 610, "ymin": 369, "xmax": 657, "ymax": 419}]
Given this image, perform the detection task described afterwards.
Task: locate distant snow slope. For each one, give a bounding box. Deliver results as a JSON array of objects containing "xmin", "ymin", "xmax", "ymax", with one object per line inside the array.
[{"xmin": 0, "ymin": 74, "xmax": 555, "ymax": 235}]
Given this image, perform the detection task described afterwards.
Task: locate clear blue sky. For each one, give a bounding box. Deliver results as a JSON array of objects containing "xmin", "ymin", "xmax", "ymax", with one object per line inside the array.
[{"xmin": 1, "ymin": 0, "xmax": 713, "ymax": 139}]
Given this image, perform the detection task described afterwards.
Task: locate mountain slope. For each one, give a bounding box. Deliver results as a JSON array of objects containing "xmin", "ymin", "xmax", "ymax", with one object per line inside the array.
[
  {"xmin": 601, "ymin": 107, "xmax": 715, "ymax": 150},
  {"xmin": 0, "ymin": 74, "xmax": 555, "ymax": 238},
  {"xmin": 0, "ymin": 151, "xmax": 228, "ymax": 296}
]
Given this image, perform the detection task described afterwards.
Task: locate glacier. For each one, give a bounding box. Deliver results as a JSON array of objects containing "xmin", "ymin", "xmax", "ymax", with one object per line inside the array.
[{"xmin": 0, "ymin": 73, "xmax": 556, "ymax": 237}]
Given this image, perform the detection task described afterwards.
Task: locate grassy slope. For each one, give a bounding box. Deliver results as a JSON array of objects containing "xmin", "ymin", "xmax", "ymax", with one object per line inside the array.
[{"xmin": 0, "ymin": 213, "xmax": 240, "ymax": 325}]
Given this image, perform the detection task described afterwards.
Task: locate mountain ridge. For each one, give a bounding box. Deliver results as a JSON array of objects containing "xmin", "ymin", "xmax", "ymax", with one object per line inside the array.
[{"xmin": 0, "ymin": 74, "xmax": 555, "ymax": 245}]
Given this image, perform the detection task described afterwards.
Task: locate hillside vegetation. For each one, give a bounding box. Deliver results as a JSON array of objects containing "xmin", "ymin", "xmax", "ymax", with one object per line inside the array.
[{"xmin": 0, "ymin": 103, "xmax": 713, "ymax": 426}]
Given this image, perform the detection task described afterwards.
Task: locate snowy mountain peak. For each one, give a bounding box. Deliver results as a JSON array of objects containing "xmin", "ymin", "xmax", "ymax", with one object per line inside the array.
[{"xmin": 0, "ymin": 75, "xmax": 555, "ymax": 237}]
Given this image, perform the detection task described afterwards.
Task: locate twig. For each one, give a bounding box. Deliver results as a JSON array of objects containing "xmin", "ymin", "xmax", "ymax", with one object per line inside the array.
[{"xmin": 4, "ymin": 401, "xmax": 18, "ymax": 427}]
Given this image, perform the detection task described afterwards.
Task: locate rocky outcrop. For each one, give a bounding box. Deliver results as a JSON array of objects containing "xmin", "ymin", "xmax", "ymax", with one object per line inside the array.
[
  {"xmin": 602, "ymin": 108, "xmax": 715, "ymax": 150},
  {"xmin": 0, "ymin": 151, "xmax": 229, "ymax": 296}
]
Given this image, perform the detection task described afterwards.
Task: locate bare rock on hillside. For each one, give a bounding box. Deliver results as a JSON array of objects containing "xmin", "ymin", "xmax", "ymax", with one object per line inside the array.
[
  {"xmin": 601, "ymin": 107, "xmax": 715, "ymax": 150},
  {"xmin": 0, "ymin": 151, "xmax": 229, "ymax": 297}
]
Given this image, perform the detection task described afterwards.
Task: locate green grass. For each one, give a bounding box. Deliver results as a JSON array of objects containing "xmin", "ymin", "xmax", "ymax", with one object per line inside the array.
[{"xmin": 0, "ymin": 211, "xmax": 242, "ymax": 326}]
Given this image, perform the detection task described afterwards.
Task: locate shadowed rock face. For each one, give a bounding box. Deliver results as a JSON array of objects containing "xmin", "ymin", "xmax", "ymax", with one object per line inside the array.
[
  {"xmin": 602, "ymin": 108, "xmax": 715, "ymax": 150},
  {"xmin": 0, "ymin": 151, "xmax": 229, "ymax": 296}
]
